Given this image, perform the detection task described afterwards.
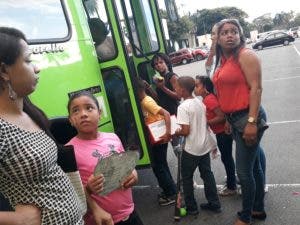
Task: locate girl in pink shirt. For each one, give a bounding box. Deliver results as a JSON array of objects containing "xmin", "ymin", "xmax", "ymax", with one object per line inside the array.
[{"xmin": 67, "ymin": 91, "xmax": 144, "ymax": 225}]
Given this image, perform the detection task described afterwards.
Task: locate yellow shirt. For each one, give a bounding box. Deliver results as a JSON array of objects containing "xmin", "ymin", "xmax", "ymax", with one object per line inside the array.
[{"xmin": 141, "ymin": 96, "xmax": 164, "ymax": 124}]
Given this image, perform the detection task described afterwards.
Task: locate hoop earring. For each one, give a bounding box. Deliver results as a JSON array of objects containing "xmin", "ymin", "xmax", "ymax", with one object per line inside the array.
[{"xmin": 7, "ymin": 82, "xmax": 17, "ymax": 100}]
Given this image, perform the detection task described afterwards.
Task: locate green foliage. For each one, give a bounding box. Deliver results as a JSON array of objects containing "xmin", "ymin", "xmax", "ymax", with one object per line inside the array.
[
  {"xmin": 253, "ymin": 14, "xmax": 274, "ymax": 32},
  {"xmin": 161, "ymin": 6, "xmax": 300, "ymax": 42},
  {"xmin": 167, "ymin": 15, "xmax": 195, "ymax": 41},
  {"xmin": 294, "ymin": 14, "xmax": 300, "ymax": 25},
  {"xmin": 273, "ymin": 11, "xmax": 293, "ymax": 29},
  {"xmin": 191, "ymin": 7, "xmax": 249, "ymax": 36}
]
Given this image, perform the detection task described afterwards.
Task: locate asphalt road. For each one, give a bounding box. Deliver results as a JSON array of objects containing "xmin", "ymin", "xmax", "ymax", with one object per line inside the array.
[{"xmin": 134, "ymin": 39, "xmax": 300, "ymax": 225}]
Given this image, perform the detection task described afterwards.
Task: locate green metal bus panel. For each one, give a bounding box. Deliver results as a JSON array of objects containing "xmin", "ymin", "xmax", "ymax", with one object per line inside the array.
[
  {"xmin": 29, "ymin": 1, "xmax": 114, "ymax": 134},
  {"xmin": 0, "ymin": 0, "xmax": 168, "ymax": 168}
]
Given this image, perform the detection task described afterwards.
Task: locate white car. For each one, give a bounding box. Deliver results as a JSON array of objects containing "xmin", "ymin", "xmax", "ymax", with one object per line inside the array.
[{"xmin": 288, "ymin": 27, "xmax": 300, "ymax": 38}]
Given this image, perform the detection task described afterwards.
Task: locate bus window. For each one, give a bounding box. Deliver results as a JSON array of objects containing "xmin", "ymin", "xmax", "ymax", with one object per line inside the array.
[
  {"xmin": 101, "ymin": 68, "xmax": 140, "ymax": 151},
  {"xmin": 115, "ymin": 0, "xmax": 134, "ymax": 56},
  {"xmin": 0, "ymin": 1, "xmax": 69, "ymax": 43},
  {"xmin": 137, "ymin": 62, "xmax": 156, "ymax": 85},
  {"xmin": 84, "ymin": 0, "xmax": 117, "ymax": 61},
  {"xmin": 116, "ymin": 0, "xmax": 159, "ymax": 56}
]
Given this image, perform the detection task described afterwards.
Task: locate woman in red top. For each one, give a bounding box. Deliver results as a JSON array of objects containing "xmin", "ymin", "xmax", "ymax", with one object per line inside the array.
[
  {"xmin": 213, "ymin": 19, "xmax": 268, "ymax": 225},
  {"xmin": 195, "ymin": 76, "xmax": 236, "ymax": 196}
]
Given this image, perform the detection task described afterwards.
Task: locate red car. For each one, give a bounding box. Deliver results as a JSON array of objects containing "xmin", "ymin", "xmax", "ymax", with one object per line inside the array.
[
  {"xmin": 169, "ymin": 48, "xmax": 194, "ymax": 65},
  {"xmin": 191, "ymin": 48, "xmax": 208, "ymax": 61}
]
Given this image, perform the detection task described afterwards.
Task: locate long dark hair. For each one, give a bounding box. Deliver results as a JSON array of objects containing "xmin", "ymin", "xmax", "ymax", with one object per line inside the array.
[
  {"xmin": 23, "ymin": 97, "xmax": 53, "ymax": 138},
  {"xmin": 0, "ymin": 27, "xmax": 53, "ymax": 138},
  {"xmin": 0, "ymin": 27, "xmax": 27, "ymax": 90},
  {"xmin": 195, "ymin": 75, "xmax": 214, "ymax": 94},
  {"xmin": 151, "ymin": 52, "xmax": 173, "ymax": 73},
  {"xmin": 214, "ymin": 19, "xmax": 246, "ymax": 71}
]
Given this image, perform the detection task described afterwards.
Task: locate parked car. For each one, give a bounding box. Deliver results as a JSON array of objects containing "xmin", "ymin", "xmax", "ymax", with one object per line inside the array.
[
  {"xmin": 169, "ymin": 48, "xmax": 194, "ymax": 65},
  {"xmin": 252, "ymin": 31, "xmax": 295, "ymax": 50},
  {"xmin": 191, "ymin": 48, "xmax": 208, "ymax": 61},
  {"xmin": 288, "ymin": 26, "xmax": 300, "ymax": 38}
]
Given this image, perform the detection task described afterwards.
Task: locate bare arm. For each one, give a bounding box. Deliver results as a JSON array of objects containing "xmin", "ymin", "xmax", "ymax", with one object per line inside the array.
[
  {"xmin": 85, "ymin": 188, "xmax": 114, "ymax": 225},
  {"xmin": 174, "ymin": 124, "xmax": 190, "ymax": 137},
  {"xmin": 143, "ymin": 80, "xmax": 158, "ymax": 101},
  {"xmin": 239, "ymin": 49, "xmax": 262, "ymax": 120},
  {"xmin": 86, "ymin": 174, "xmax": 105, "ymax": 194},
  {"xmin": 239, "ymin": 49, "xmax": 262, "ymax": 146},
  {"xmin": 156, "ymin": 75, "xmax": 180, "ymax": 101},
  {"xmin": 205, "ymin": 44, "xmax": 216, "ymax": 68},
  {"xmin": 207, "ymin": 107, "xmax": 226, "ymax": 126},
  {"xmin": 121, "ymin": 169, "xmax": 138, "ymax": 189},
  {"xmin": 0, "ymin": 204, "xmax": 41, "ymax": 225},
  {"xmin": 157, "ymin": 108, "xmax": 171, "ymax": 142},
  {"xmin": 205, "ymin": 42, "xmax": 216, "ymax": 75}
]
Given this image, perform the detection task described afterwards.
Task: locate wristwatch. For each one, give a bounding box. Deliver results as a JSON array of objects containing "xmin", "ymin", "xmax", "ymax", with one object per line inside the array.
[{"xmin": 247, "ymin": 116, "xmax": 256, "ymax": 124}]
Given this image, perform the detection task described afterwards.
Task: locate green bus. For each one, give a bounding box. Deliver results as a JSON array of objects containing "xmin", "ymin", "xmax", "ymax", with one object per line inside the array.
[{"xmin": 0, "ymin": 0, "xmax": 168, "ymax": 168}]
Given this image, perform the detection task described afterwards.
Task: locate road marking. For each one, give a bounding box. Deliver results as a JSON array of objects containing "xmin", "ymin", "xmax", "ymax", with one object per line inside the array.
[
  {"xmin": 268, "ymin": 120, "xmax": 300, "ymax": 125},
  {"xmin": 263, "ymin": 75, "xmax": 300, "ymax": 82},
  {"xmin": 133, "ymin": 183, "xmax": 300, "ymax": 190},
  {"xmin": 293, "ymin": 44, "xmax": 300, "ymax": 56},
  {"xmin": 193, "ymin": 183, "xmax": 300, "ymax": 189}
]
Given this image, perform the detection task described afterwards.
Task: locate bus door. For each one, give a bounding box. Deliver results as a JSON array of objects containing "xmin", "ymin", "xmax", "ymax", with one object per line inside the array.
[
  {"xmin": 82, "ymin": 0, "xmax": 168, "ymax": 167},
  {"xmin": 113, "ymin": 0, "xmax": 168, "ymax": 166},
  {"xmin": 82, "ymin": 0, "xmax": 156, "ymax": 167},
  {"xmin": 114, "ymin": 0, "xmax": 166, "ymax": 84}
]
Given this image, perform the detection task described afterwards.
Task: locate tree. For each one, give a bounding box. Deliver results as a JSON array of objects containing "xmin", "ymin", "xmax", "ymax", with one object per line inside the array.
[
  {"xmin": 293, "ymin": 13, "xmax": 300, "ymax": 26},
  {"xmin": 253, "ymin": 14, "xmax": 274, "ymax": 32},
  {"xmin": 190, "ymin": 7, "xmax": 249, "ymax": 36},
  {"xmin": 273, "ymin": 11, "xmax": 294, "ymax": 29},
  {"xmin": 166, "ymin": 15, "xmax": 195, "ymax": 41}
]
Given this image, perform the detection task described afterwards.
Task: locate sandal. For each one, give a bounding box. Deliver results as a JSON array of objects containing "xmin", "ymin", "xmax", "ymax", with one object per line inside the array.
[
  {"xmin": 251, "ymin": 211, "xmax": 267, "ymax": 220},
  {"xmin": 234, "ymin": 218, "xmax": 250, "ymax": 225},
  {"xmin": 237, "ymin": 211, "xmax": 267, "ymax": 221}
]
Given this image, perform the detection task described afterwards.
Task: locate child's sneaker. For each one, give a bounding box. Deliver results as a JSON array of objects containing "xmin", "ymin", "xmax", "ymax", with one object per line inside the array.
[
  {"xmin": 264, "ymin": 185, "xmax": 269, "ymax": 193},
  {"xmin": 237, "ymin": 185, "xmax": 242, "ymax": 195},
  {"xmin": 200, "ymin": 203, "xmax": 222, "ymax": 213},
  {"xmin": 158, "ymin": 194, "xmax": 176, "ymax": 206},
  {"xmin": 186, "ymin": 209, "xmax": 199, "ymax": 216},
  {"xmin": 218, "ymin": 186, "xmax": 237, "ymax": 196}
]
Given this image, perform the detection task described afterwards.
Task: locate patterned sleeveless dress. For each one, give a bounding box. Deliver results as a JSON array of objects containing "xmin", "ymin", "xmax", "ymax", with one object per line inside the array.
[{"xmin": 0, "ymin": 118, "xmax": 84, "ymax": 225}]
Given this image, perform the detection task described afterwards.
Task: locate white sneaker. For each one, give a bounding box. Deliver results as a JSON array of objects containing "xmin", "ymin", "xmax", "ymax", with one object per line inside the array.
[{"xmin": 264, "ymin": 185, "xmax": 269, "ymax": 193}]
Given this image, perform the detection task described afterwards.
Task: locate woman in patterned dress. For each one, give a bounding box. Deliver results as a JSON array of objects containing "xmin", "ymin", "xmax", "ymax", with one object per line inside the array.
[{"xmin": 0, "ymin": 27, "xmax": 84, "ymax": 225}]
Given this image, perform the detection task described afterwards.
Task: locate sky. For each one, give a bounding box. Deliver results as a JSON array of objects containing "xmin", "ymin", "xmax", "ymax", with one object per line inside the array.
[{"xmin": 164, "ymin": 0, "xmax": 300, "ymax": 22}]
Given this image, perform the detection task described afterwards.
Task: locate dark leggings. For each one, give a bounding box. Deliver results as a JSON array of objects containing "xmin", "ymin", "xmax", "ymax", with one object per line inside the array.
[{"xmin": 115, "ymin": 210, "xmax": 144, "ymax": 225}]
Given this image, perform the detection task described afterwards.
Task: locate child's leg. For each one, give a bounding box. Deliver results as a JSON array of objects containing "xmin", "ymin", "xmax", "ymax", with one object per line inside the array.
[
  {"xmin": 216, "ymin": 132, "xmax": 236, "ymax": 190},
  {"xmin": 115, "ymin": 209, "xmax": 144, "ymax": 225},
  {"xmin": 197, "ymin": 153, "xmax": 221, "ymax": 207},
  {"xmin": 181, "ymin": 150, "xmax": 199, "ymax": 213},
  {"xmin": 149, "ymin": 143, "xmax": 176, "ymax": 197}
]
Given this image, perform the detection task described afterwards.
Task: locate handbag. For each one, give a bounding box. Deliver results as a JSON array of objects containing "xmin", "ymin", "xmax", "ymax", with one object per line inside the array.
[
  {"xmin": 57, "ymin": 145, "xmax": 87, "ymax": 216},
  {"xmin": 227, "ymin": 108, "xmax": 269, "ymax": 133}
]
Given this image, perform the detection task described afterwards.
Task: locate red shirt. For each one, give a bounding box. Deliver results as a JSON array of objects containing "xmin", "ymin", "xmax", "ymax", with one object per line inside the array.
[
  {"xmin": 213, "ymin": 50, "xmax": 249, "ymax": 113},
  {"xmin": 203, "ymin": 93, "xmax": 225, "ymax": 134}
]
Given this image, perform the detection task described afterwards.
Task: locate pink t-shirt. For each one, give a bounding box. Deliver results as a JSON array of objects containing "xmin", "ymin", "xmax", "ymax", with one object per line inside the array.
[{"xmin": 67, "ymin": 132, "xmax": 134, "ymax": 224}]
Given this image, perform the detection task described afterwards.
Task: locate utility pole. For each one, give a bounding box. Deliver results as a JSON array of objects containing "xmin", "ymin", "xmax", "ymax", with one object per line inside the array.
[{"xmin": 164, "ymin": 0, "xmax": 179, "ymax": 22}]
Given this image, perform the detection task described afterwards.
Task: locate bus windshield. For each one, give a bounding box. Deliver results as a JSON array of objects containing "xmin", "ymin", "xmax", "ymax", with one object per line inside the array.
[{"xmin": 0, "ymin": 0, "xmax": 69, "ymax": 42}]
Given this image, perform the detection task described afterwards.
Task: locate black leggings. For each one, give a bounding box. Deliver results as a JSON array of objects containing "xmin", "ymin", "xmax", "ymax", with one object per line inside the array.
[{"xmin": 115, "ymin": 210, "xmax": 144, "ymax": 225}]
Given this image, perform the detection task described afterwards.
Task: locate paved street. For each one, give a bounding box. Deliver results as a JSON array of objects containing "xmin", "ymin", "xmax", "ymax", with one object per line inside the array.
[{"xmin": 134, "ymin": 39, "xmax": 300, "ymax": 225}]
